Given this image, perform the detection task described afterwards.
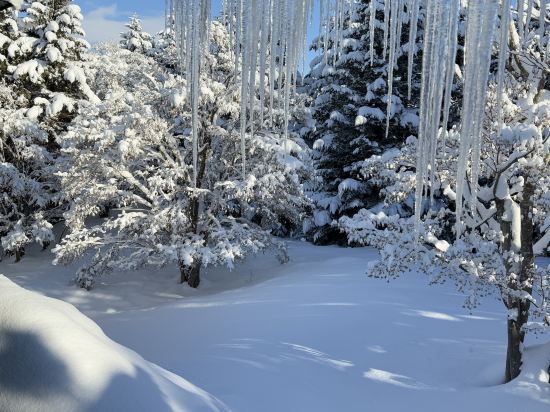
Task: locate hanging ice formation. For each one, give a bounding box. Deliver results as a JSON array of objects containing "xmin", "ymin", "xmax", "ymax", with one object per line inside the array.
[
  {"xmin": 173, "ymin": 0, "xmax": 211, "ymax": 187},
  {"xmin": 171, "ymin": 1, "xmax": 539, "ymax": 240},
  {"xmin": 172, "ymin": 0, "xmax": 315, "ymax": 182}
]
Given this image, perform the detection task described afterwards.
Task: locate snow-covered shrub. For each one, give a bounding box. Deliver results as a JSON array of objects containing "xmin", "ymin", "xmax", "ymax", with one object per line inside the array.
[{"xmin": 54, "ymin": 22, "xmax": 311, "ymax": 289}]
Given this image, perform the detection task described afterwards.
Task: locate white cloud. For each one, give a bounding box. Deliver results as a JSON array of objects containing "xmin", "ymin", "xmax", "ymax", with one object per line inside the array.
[{"xmin": 83, "ymin": 4, "xmax": 165, "ymax": 44}]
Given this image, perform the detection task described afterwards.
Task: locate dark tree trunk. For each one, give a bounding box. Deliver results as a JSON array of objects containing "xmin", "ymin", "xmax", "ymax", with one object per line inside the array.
[
  {"xmin": 498, "ymin": 181, "xmax": 535, "ymax": 382},
  {"xmin": 179, "ymin": 260, "xmax": 201, "ymax": 289},
  {"xmin": 14, "ymin": 248, "xmax": 22, "ymax": 263},
  {"xmin": 98, "ymin": 206, "xmax": 110, "ymax": 219},
  {"xmin": 505, "ymin": 319, "xmax": 523, "ymax": 382}
]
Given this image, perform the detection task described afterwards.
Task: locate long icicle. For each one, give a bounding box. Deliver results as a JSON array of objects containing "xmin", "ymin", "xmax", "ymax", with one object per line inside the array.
[
  {"xmin": 370, "ymin": 0, "xmax": 377, "ymax": 66},
  {"xmin": 496, "ymin": 0, "xmax": 512, "ymax": 135},
  {"xmin": 407, "ymin": 0, "xmax": 420, "ymax": 100},
  {"xmin": 385, "ymin": 0, "xmax": 401, "ymax": 138}
]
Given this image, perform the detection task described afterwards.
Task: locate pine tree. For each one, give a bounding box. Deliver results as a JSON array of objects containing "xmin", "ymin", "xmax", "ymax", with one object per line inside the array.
[
  {"xmin": 15, "ymin": 0, "xmax": 97, "ymax": 119},
  {"xmin": 54, "ymin": 21, "xmax": 311, "ymax": 289},
  {"xmin": 304, "ymin": 0, "xmax": 423, "ymax": 244},
  {"xmin": 0, "ymin": 7, "xmax": 20, "ymax": 75},
  {"xmin": 0, "ymin": 0, "xmax": 97, "ymax": 261},
  {"xmin": 120, "ymin": 15, "xmax": 153, "ymax": 54}
]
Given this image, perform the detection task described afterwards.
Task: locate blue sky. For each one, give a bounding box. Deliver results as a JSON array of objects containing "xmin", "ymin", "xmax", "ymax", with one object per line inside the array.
[
  {"xmin": 79, "ymin": 1, "xmax": 224, "ymax": 44},
  {"xmin": 78, "ymin": 0, "xmax": 319, "ymax": 68}
]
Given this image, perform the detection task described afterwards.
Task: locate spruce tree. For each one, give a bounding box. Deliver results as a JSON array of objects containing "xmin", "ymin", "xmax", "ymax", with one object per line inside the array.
[
  {"xmin": 55, "ymin": 21, "xmax": 312, "ymax": 289},
  {"xmin": 304, "ymin": 0, "xmax": 423, "ymax": 244},
  {"xmin": 120, "ymin": 15, "xmax": 153, "ymax": 54},
  {"xmin": 0, "ymin": 7, "xmax": 20, "ymax": 75},
  {"xmin": 0, "ymin": 0, "xmax": 97, "ymax": 261}
]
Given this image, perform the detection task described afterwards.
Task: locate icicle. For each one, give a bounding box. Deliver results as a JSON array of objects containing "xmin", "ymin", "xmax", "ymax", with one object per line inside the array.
[
  {"xmin": 323, "ymin": 0, "xmax": 330, "ymax": 65},
  {"xmin": 518, "ymin": 0, "xmax": 525, "ymax": 42},
  {"xmin": 496, "ymin": 0, "xmax": 511, "ymax": 135},
  {"xmin": 468, "ymin": 0, "xmax": 499, "ymax": 213},
  {"xmin": 395, "ymin": 0, "xmax": 405, "ymax": 56},
  {"xmin": 277, "ymin": 2, "xmax": 287, "ymax": 115},
  {"xmin": 382, "ymin": 0, "xmax": 391, "ymax": 60},
  {"xmin": 258, "ymin": 0, "xmax": 270, "ymax": 127},
  {"xmin": 247, "ymin": 0, "xmax": 261, "ymax": 140},
  {"xmin": 441, "ymin": 0, "xmax": 460, "ymax": 133},
  {"xmin": 370, "ymin": 0, "xmax": 377, "ymax": 66},
  {"xmin": 455, "ymin": 0, "xmax": 499, "ymax": 238},
  {"xmin": 191, "ymin": 0, "xmax": 201, "ymax": 187},
  {"xmin": 427, "ymin": 2, "xmax": 452, "ymax": 210},
  {"xmin": 235, "ymin": 0, "xmax": 243, "ymax": 82},
  {"xmin": 171, "ymin": 0, "xmax": 323, "ymax": 180},
  {"xmin": 269, "ymin": 0, "xmax": 279, "ymax": 127},
  {"xmin": 239, "ymin": 0, "xmax": 252, "ymax": 178},
  {"xmin": 385, "ymin": 0, "xmax": 401, "ymax": 138},
  {"xmin": 165, "ymin": 0, "xmax": 174, "ymax": 30},
  {"xmin": 283, "ymin": 2, "xmax": 296, "ymax": 153},
  {"xmin": 407, "ymin": 0, "xmax": 420, "ymax": 100},
  {"xmin": 414, "ymin": 0, "xmax": 437, "ymax": 237},
  {"xmin": 525, "ymin": 0, "xmax": 534, "ymax": 38},
  {"xmin": 318, "ymin": 0, "xmax": 324, "ymax": 52},
  {"xmin": 413, "ymin": 0, "xmax": 465, "ymax": 232},
  {"xmin": 333, "ymin": 0, "xmax": 343, "ymax": 65},
  {"xmin": 540, "ymin": 0, "xmax": 547, "ymax": 44}
]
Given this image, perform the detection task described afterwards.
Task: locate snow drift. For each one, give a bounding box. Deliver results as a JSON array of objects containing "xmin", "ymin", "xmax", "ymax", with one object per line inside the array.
[{"xmin": 0, "ymin": 275, "xmax": 228, "ymax": 412}]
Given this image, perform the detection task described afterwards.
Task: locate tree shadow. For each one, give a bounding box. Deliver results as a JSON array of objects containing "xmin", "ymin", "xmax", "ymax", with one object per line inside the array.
[
  {"xmin": 0, "ymin": 328, "xmax": 226, "ymax": 412},
  {"xmin": 0, "ymin": 329, "xmax": 71, "ymax": 396}
]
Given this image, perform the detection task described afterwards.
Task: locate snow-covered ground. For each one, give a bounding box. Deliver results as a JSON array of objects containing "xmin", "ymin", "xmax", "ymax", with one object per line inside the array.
[
  {"xmin": 0, "ymin": 276, "xmax": 227, "ymax": 412},
  {"xmin": 1, "ymin": 241, "xmax": 549, "ymax": 411}
]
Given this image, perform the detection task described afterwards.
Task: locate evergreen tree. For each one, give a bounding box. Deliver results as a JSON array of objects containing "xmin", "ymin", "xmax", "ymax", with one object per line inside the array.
[
  {"xmin": 0, "ymin": 6, "xmax": 20, "ymax": 75},
  {"xmin": 304, "ymin": 0, "xmax": 423, "ymax": 244},
  {"xmin": 0, "ymin": 0, "xmax": 97, "ymax": 261},
  {"xmin": 54, "ymin": 21, "xmax": 311, "ymax": 289},
  {"xmin": 120, "ymin": 15, "xmax": 153, "ymax": 54},
  {"xmin": 339, "ymin": 2, "xmax": 550, "ymax": 382}
]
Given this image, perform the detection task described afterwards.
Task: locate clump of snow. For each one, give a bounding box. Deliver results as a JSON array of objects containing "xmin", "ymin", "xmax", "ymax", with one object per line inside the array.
[
  {"xmin": 6, "ymin": 0, "xmax": 23, "ymax": 9},
  {"xmin": 0, "ymin": 276, "xmax": 228, "ymax": 412}
]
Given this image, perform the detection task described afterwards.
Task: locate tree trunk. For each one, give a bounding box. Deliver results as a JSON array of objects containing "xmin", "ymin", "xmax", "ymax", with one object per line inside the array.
[
  {"xmin": 14, "ymin": 248, "xmax": 22, "ymax": 263},
  {"xmin": 179, "ymin": 260, "xmax": 201, "ymax": 289},
  {"xmin": 500, "ymin": 181, "xmax": 535, "ymax": 382},
  {"xmin": 505, "ymin": 319, "xmax": 523, "ymax": 382}
]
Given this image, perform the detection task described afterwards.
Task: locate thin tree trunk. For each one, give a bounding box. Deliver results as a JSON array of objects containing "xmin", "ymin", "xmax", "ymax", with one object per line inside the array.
[
  {"xmin": 14, "ymin": 248, "xmax": 22, "ymax": 263},
  {"xmin": 178, "ymin": 123, "xmax": 211, "ymax": 289},
  {"xmin": 501, "ymin": 181, "xmax": 535, "ymax": 382}
]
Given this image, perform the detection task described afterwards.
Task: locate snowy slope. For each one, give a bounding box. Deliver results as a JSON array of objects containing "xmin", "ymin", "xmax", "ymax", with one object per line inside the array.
[
  {"xmin": 0, "ymin": 276, "xmax": 228, "ymax": 412},
  {"xmin": 1, "ymin": 241, "xmax": 549, "ymax": 411}
]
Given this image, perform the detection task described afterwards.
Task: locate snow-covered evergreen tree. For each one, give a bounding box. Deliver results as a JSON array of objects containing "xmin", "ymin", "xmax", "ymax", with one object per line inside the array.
[
  {"xmin": 54, "ymin": 22, "xmax": 311, "ymax": 289},
  {"xmin": 120, "ymin": 15, "xmax": 153, "ymax": 54},
  {"xmin": 304, "ymin": 0, "xmax": 423, "ymax": 244},
  {"xmin": 0, "ymin": 6, "xmax": 20, "ymax": 74},
  {"xmin": 339, "ymin": 3, "xmax": 550, "ymax": 382},
  {"xmin": 147, "ymin": 27, "xmax": 178, "ymax": 71},
  {"xmin": 0, "ymin": 0, "xmax": 97, "ymax": 261}
]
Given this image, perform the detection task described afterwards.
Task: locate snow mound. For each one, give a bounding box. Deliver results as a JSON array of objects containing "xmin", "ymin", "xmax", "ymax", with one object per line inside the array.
[{"xmin": 0, "ymin": 275, "xmax": 228, "ymax": 412}]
